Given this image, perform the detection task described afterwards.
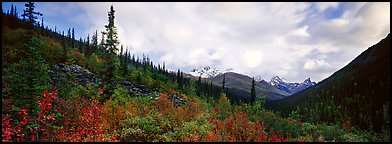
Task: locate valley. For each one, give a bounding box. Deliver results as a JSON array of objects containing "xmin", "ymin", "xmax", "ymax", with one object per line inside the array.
[{"xmin": 2, "ymin": 2, "xmax": 390, "ymax": 142}]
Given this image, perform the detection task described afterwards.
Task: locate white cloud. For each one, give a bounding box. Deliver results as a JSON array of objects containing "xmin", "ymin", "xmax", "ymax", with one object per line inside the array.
[
  {"xmin": 241, "ymin": 50, "xmax": 263, "ymax": 69},
  {"xmin": 290, "ymin": 25, "xmax": 310, "ymax": 37},
  {"xmin": 315, "ymin": 2, "xmax": 339, "ymax": 12},
  {"xmin": 30, "ymin": 2, "xmax": 389, "ymax": 83},
  {"xmin": 303, "ymin": 59, "xmax": 332, "ymax": 71}
]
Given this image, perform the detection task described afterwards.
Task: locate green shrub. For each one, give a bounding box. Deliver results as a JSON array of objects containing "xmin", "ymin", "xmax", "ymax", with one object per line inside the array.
[
  {"xmin": 111, "ymin": 86, "xmax": 131, "ymax": 106},
  {"xmin": 163, "ymin": 113, "xmax": 214, "ymax": 142},
  {"xmin": 121, "ymin": 114, "xmax": 166, "ymax": 142},
  {"xmin": 2, "ymin": 27, "xmax": 28, "ymax": 64},
  {"xmin": 36, "ymin": 36, "xmax": 64, "ymax": 65},
  {"xmin": 66, "ymin": 49, "xmax": 86, "ymax": 66}
]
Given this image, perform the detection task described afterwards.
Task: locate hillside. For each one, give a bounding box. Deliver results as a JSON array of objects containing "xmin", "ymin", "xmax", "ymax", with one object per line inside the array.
[
  {"xmin": 209, "ymin": 72, "xmax": 289, "ymax": 102},
  {"xmin": 267, "ymin": 33, "xmax": 390, "ymax": 132}
]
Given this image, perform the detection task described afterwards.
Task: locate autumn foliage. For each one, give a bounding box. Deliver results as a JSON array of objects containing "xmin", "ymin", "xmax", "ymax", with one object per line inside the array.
[{"xmin": 200, "ymin": 111, "xmax": 290, "ymax": 142}]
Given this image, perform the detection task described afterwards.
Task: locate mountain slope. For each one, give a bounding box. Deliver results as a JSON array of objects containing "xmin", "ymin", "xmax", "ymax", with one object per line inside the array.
[
  {"xmin": 209, "ymin": 72, "xmax": 290, "ymax": 102},
  {"xmin": 267, "ymin": 33, "xmax": 390, "ymax": 132}
]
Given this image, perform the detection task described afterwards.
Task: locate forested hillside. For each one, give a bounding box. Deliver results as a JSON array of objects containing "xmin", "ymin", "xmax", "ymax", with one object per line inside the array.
[
  {"xmin": 2, "ymin": 2, "xmax": 389, "ymax": 142},
  {"xmin": 267, "ymin": 33, "xmax": 390, "ymax": 133}
]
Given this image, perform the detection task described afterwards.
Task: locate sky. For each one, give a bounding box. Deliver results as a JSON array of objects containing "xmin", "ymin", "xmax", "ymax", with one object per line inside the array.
[{"xmin": 2, "ymin": 2, "xmax": 390, "ymax": 83}]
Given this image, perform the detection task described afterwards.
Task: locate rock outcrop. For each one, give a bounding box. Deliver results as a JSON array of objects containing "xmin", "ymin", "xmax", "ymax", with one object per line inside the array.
[
  {"xmin": 112, "ymin": 80, "xmax": 153, "ymax": 96},
  {"xmin": 49, "ymin": 63, "xmax": 99, "ymax": 89},
  {"xmin": 48, "ymin": 63, "xmax": 155, "ymax": 96}
]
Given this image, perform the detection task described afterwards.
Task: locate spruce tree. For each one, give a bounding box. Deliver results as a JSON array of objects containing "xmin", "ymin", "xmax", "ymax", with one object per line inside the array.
[
  {"xmin": 21, "ymin": 2, "xmax": 42, "ymax": 29},
  {"xmin": 86, "ymin": 33, "xmax": 91, "ymax": 56},
  {"xmin": 72, "ymin": 27, "xmax": 75, "ymax": 48},
  {"xmin": 251, "ymin": 77, "xmax": 256, "ymax": 104},
  {"xmin": 92, "ymin": 30, "xmax": 98, "ymax": 53},
  {"xmin": 197, "ymin": 76, "xmax": 202, "ymax": 96},
  {"xmin": 100, "ymin": 31, "xmax": 105, "ymax": 51},
  {"xmin": 222, "ymin": 73, "xmax": 226, "ymax": 92},
  {"xmin": 14, "ymin": 5, "xmax": 17, "ymax": 17},
  {"xmin": 67, "ymin": 28, "xmax": 71, "ymax": 38},
  {"xmin": 101, "ymin": 5, "xmax": 120, "ymax": 89},
  {"xmin": 10, "ymin": 4, "xmax": 14, "ymax": 16},
  {"xmin": 5, "ymin": 36, "xmax": 51, "ymax": 115},
  {"xmin": 102, "ymin": 5, "xmax": 119, "ymax": 55},
  {"xmin": 120, "ymin": 44, "xmax": 123, "ymax": 59},
  {"xmin": 177, "ymin": 69, "xmax": 182, "ymax": 90}
]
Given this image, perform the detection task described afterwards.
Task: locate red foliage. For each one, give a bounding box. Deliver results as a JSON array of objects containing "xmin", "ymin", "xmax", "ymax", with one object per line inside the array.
[
  {"xmin": 152, "ymin": 90, "xmax": 201, "ymax": 128},
  {"xmin": 67, "ymin": 50, "xmax": 85, "ymax": 65},
  {"xmin": 267, "ymin": 128, "xmax": 290, "ymax": 142},
  {"xmin": 15, "ymin": 89, "xmax": 59, "ymax": 141},
  {"xmin": 2, "ymin": 95, "xmax": 51, "ymax": 142},
  {"xmin": 37, "ymin": 90, "xmax": 58, "ymax": 122},
  {"xmin": 203, "ymin": 112, "xmax": 291, "ymax": 142},
  {"xmin": 101, "ymin": 97, "xmax": 128, "ymax": 136},
  {"xmin": 296, "ymin": 137, "xmax": 306, "ymax": 142},
  {"xmin": 2, "ymin": 108, "xmax": 28, "ymax": 142},
  {"xmin": 97, "ymin": 85, "xmax": 106, "ymax": 95},
  {"xmin": 55, "ymin": 95, "xmax": 114, "ymax": 142},
  {"xmin": 253, "ymin": 121, "xmax": 267, "ymax": 142},
  {"xmin": 68, "ymin": 50, "xmax": 81, "ymax": 57}
]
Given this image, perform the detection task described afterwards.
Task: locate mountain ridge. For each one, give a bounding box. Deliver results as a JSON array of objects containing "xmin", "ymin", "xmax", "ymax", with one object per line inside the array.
[{"xmin": 269, "ymin": 76, "xmax": 316, "ymax": 95}]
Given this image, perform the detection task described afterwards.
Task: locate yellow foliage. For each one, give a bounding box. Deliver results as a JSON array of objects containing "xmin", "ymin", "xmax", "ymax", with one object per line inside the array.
[{"xmin": 217, "ymin": 92, "xmax": 231, "ymax": 113}]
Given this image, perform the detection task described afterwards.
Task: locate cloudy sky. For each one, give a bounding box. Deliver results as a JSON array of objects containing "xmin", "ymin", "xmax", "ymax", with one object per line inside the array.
[{"xmin": 2, "ymin": 2, "xmax": 390, "ymax": 83}]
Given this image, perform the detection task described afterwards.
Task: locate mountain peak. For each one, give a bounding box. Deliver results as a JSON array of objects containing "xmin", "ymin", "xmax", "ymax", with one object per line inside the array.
[
  {"xmin": 269, "ymin": 76, "xmax": 315, "ymax": 95},
  {"xmin": 270, "ymin": 75, "xmax": 287, "ymax": 85},
  {"xmin": 302, "ymin": 78, "xmax": 316, "ymax": 85},
  {"xmin": 190, "ymin": 66, "xmax": 233, "ymax": 78}
]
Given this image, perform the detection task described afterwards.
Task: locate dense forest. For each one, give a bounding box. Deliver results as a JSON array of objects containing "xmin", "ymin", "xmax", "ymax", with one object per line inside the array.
[{"xmin": 2, "ymin": 2, "xmax": 390, "ymax": 142}]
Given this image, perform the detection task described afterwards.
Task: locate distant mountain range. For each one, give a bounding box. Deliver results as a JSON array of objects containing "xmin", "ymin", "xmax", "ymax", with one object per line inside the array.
[
  {"xmin": 209, "ymin": 72, "xmax": 287, "ymax": 102},
  {"xmin": 190, "ymin": 67, "xmax": 316, "ymax": 102}
]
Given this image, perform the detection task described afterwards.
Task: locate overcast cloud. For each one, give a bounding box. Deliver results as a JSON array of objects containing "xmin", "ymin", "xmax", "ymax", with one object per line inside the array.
[{"xmin": 3, "ymin": 2, "xmax": 390, "ymax": 82}]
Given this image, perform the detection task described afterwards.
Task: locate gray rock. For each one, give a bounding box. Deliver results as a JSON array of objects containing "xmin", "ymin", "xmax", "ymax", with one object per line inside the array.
[
  {"xmin": 50, "ymin": 63, "xmax": 99, "ymax": 87},
  {"xmin": 112, "ymin": 80, "xmax": 154, "ymax": 96}
]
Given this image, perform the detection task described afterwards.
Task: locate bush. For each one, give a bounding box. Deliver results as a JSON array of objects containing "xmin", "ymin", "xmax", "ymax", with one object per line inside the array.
[
  {"xmin": 215, "ymin": 92, "xmax": 231, "ymax": 120},
  {"xmin": 121, "ymin": 114, "xmax": 166, "ymax": 142},
  {"xmin": 2, "ymin": 27, "xmax": 28, "ymax": 64},
  {"xmin": 55, "ymin": 95, "xmax": 115, "ymax": 142},
  {"xmin": 165, "ymin": 113, "xmax": 214, "ymax": 142},
  {"xmin": 110, "ymin": 86, "xmax": 131, "ymax": 106},
  {"xmin": 85, "ymin": 53, "xmax": 100, "ymax": 73},
  {"xmin": 37, "ymin": 36, "xmax": 64, "ymax": 65},
  {"xmin": 2, "ymin": 36, "xmax": 51, "ymax": 116},
  {"xmin": 66, "ymin": 49, "xmax": 86, "ymax": 66},
  {"xmin": 316, "ymin": 123, "xmax": 345, "ymax": 141}
]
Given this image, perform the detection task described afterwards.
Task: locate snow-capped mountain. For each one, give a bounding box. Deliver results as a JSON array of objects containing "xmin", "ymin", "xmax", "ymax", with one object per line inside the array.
[
  {"xmin": 254, "ymin": 75, "xmax": 265, "ymax": 82},
  {"xmin": 190, "ymin": 66, "xmax": 233, "ymax": 78},
  {"xmin": 269, "ymin": 76, "xmax": 316, "ymax": 95}
]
